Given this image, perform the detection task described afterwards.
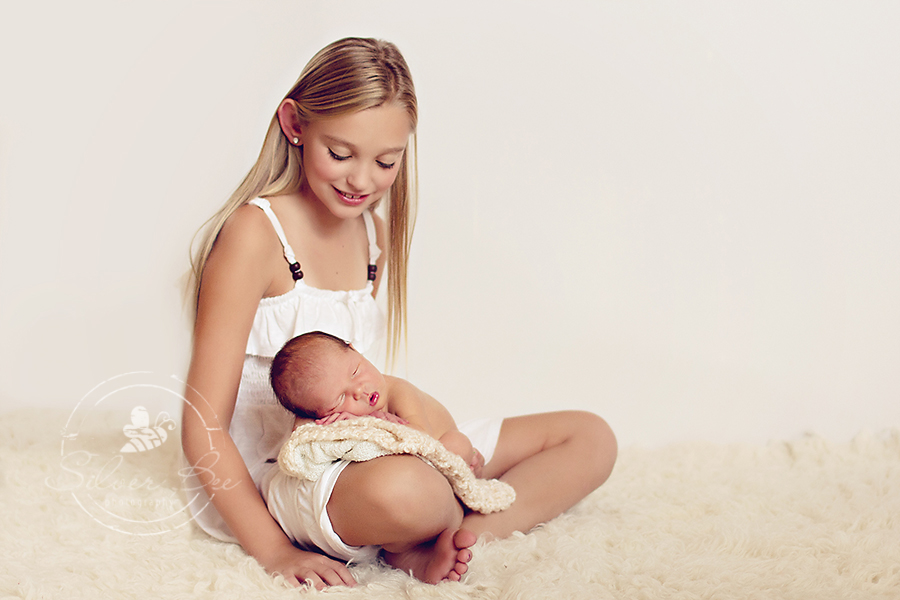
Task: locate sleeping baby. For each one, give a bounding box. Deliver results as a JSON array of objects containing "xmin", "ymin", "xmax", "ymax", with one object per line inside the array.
[
  {"xmin": 269, "ymin": 330, "xmax": 483, "ymax": 473},
  {"xmin": 262, "ymin": 330, "xmax": 502, "ymax": 565}
]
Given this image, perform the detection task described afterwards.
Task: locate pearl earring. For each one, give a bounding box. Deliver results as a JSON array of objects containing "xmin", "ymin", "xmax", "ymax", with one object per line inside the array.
[{"xmin": 292, "ymin": 137, "xmax": 299, "ymax": 145}]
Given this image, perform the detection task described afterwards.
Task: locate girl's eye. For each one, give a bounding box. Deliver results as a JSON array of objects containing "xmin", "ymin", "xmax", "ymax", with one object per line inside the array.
[
  {"xmin": 328, "ymin": 149, "xmax": 350, "ymax": 161},
  {"xmin": 376, "ymin": 160, "xmax": 396, "ymax": 170},
  {"xmin": 352, "ymin": 365, "xmax": 360, "ymax": 377}
]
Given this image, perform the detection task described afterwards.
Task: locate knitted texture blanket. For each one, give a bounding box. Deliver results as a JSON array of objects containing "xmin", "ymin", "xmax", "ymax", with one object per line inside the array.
[{"xmin": 277, "ymin": 417, "xmax": 516, "ymax": 514}]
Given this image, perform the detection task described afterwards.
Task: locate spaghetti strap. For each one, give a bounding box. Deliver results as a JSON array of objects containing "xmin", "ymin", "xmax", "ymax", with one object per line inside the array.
[
  {"xmin": 248, "ymin": 198, "xmax": 379, "ymax": 282},
  {"xmin": 248, "ymin": 198, "xmax": 303, "ymax": 280},
  {"xmin": 361, "ymin": 210, "xmax": 381, "ymax": 273}
]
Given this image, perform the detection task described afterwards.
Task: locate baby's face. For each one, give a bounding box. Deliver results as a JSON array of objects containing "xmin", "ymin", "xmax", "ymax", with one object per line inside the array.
[{"xmin": 304, "ymin": 346, "xmax": 386, "ymax": 418}]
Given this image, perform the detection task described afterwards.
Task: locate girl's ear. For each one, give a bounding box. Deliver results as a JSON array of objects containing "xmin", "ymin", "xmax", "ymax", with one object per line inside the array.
[{"xmin": 277, "ymin": 99, "xmax": 304, "ymax": 145}]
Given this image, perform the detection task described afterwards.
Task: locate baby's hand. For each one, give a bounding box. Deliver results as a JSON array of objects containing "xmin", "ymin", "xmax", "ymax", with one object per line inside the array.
[
  {"xmin": 370, "ymin": 411, "xmax": 409, "ymax": 425},
  {"xmin": 315, "ymin": 412, "xmax": 358, "ymax": 425},
  {"xmin": 315, "ymin": 411, "xmax": 409, "ymax": 426},
  {"xmin": 469, "ymin": 448, "xmax": 485, "ymax": 478}
]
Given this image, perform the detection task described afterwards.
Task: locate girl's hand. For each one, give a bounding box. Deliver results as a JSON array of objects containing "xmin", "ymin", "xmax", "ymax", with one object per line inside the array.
[
  {"xmin": 370, "ymin": 410, "xmax": 409, "ymax": 425},
  {"xmin": 264, "ymin": 543, "xmax": 356, "ymax": 590}
]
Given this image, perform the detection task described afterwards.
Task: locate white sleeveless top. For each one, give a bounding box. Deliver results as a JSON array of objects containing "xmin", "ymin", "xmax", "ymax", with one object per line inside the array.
[{"xmin": 187, "ymin": 198, "xmax": 385, "ymax": 542}]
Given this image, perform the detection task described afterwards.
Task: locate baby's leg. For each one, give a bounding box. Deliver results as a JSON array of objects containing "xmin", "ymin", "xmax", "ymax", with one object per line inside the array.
[
  {"xmin": 327, "ymin": 455, "xmax": 474, "ymax": 583},
  {"xmin": 463, "ymin": 410, "xmax": 616, "ymax": 539},
  {"xmin": 439, "ymin": 429, "xmax": 479, "ymax": 470},
  {"xmin": 439, "ymin": 430, "xmax": 473, "ymax": 458}
]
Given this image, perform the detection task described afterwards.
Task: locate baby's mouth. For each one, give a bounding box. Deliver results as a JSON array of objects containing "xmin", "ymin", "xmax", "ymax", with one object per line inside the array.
[{"xmin": 369, "ymin": 392, "xmax": 379, "ymax": 406}]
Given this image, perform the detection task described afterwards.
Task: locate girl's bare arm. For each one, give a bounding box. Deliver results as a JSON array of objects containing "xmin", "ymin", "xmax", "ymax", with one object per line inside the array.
[{"xmin": 182, "ymin": 207, "xmax": 355, "ymax": 588}]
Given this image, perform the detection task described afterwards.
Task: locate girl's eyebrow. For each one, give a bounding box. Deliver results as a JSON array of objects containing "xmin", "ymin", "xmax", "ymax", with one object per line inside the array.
[{"xmin": 323, "ymin": 134, "xmax": 406, "ymax": 155}]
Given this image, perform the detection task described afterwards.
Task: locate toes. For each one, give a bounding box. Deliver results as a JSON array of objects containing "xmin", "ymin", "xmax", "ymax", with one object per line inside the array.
[{"xmin": 453, "ymin": 529, "xmax": 477, "ymax": 549}]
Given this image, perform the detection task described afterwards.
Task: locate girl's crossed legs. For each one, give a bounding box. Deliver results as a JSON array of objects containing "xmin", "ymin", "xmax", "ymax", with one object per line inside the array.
[{"xmin": 326, "ymin": 410, "xmax": 617, "ymax": 583}]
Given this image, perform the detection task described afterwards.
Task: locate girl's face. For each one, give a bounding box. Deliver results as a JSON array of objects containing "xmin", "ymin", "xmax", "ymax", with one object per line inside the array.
[
  {"xmin": 306, "ymin": 346, "xmax": 387, "ymax": 418},
  {"xmin": 298, "ymin": 103, "xmax": 412, "ymax": 220}
]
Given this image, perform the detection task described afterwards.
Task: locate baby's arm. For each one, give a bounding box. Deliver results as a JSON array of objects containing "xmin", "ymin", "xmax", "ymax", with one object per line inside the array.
[
  {"xmin": 385, "ymin": 376, "xmax": 483, "ymax": 473},
  {"xmin": 384, "ymin": 376, "xmax": 455, "ymax": 437}
]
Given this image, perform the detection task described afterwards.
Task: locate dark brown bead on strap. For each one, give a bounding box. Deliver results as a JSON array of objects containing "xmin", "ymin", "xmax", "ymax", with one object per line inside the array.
[
  {"xmin": 367, "ymin": 265, "xmax": 377, "ymax": 281},
  {"xmin": 289, "ymin": 262, "xmax": 303, "ymax": 280}
]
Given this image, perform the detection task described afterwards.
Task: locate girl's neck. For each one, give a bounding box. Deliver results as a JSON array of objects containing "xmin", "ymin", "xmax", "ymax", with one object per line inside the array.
[{"xmin": 293, "ymin": 185, "xmax": 360, "ymax": 235}]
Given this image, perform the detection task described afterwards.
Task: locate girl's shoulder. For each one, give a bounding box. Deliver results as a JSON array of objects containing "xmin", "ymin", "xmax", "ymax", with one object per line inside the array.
[
  {"xmin": 217, "ymin": 202, "xmax": 282, "ymax": 256},
  {"xmin": 205, "ymin": 203, "xmax": 287, "ymax": 288},
  {"xmin": 202, "ymin": 202, "xmax": 291, "ymax": 302}
]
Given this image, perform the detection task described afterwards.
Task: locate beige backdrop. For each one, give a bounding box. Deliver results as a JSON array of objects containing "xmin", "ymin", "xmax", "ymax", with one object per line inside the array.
[{"xmin": 1, "ymin": 1, "xmax": 898, "ymax": 446}]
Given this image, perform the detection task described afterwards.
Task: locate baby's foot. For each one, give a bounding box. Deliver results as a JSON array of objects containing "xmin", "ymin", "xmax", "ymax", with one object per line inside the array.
[{"xmin": 384, "ymin": 528, "xmax": 477, "ymax": 584}]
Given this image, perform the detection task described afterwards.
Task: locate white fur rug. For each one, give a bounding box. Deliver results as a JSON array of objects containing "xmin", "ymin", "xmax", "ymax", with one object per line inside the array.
[{"xmin": 1, "ymin": 408, "xmax": 898, "ymax": 599}]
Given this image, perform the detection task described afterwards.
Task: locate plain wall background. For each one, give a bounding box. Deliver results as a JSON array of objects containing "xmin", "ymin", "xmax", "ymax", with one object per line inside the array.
[{"xmin": 1, "ymin": 1, "xmax": 898, "ymax": 447}]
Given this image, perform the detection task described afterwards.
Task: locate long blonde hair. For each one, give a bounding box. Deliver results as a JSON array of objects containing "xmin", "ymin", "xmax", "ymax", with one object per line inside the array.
[{"xmin": 190, "ymin": 37, "xmax": 417, "ymax": 366}]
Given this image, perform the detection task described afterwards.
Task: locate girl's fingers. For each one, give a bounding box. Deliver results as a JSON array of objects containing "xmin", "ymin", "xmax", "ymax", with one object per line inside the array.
[{"xmin": 321, "ymin": 565, "xmax": 357, "ymax": 588}]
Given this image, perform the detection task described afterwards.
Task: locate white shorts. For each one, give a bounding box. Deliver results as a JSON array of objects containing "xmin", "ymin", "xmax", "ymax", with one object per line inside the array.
[{"xmin": 263, "ymin": 417, "xmax": 504, "ymax": 563}]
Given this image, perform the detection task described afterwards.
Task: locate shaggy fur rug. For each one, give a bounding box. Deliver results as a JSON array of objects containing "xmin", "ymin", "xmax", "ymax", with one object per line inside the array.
[{"xmin": 1, "ymin": 408, "xmax": 898, "ymax": 599}]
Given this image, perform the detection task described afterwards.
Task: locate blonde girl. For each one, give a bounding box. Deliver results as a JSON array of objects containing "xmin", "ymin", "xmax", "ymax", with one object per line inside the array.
[
  {"xmin": 182, "ymin": 37, "xmax": 617, "ymax": 589},
  {"xmin": 182, "ymin": 37, "xmax": 421, "ymax": 588}
]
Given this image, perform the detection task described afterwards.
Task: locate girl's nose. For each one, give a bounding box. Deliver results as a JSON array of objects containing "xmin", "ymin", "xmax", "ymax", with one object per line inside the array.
[{"xmin": 346, "ymin": 164, "xmax": 371, "ymax": 192}]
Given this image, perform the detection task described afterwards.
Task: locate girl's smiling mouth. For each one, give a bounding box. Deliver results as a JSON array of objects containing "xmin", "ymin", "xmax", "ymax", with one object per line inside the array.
[{"xmin": 334, "ymin": 187, "xmax": 369, "ymax": 206}]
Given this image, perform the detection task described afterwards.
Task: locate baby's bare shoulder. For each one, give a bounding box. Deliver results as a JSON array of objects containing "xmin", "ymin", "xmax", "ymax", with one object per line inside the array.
[{"xmin": 383, "ymin": 375, "xmax": 425, "ymax": 400}]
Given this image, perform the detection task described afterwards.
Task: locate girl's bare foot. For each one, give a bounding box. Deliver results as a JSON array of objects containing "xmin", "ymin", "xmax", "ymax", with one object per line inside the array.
[{"xmin": 383, "ymin": 528, "xmax": 477, "ymax": 584}]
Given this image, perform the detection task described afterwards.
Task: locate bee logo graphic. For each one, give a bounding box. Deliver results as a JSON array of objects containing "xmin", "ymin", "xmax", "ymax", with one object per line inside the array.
[{"xmin": 120, "ymin": 406, "xmax": 176, "ymax": 453}]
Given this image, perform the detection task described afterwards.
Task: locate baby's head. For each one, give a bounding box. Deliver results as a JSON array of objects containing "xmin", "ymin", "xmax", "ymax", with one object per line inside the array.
[{"xmin": 271, "ymin": 331, "xmax": 385, "ymax": 420}]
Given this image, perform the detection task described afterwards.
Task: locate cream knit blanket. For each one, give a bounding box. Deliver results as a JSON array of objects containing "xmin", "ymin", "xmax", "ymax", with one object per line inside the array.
[{"xmin": 277, "ymin": 417, "xmax": 516, "ymax": 514}]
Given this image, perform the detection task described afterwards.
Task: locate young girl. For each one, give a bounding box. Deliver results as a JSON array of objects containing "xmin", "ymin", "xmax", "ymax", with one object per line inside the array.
[{"xmin": 181, "ymin": 37, "xmax": 617, "ymax": 590}]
